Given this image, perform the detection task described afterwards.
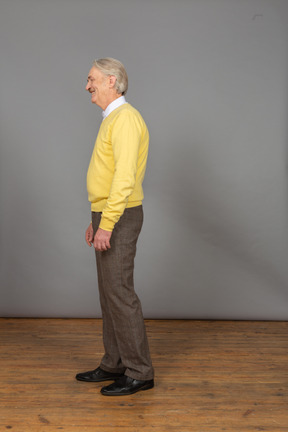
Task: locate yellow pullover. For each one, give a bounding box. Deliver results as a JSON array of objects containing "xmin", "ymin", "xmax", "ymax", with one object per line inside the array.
[{"xmin": 87, "ymin": 103, "xmax": 149, "ymax": 231}]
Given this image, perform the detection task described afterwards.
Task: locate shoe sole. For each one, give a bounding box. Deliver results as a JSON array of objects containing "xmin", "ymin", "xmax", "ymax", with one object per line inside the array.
[{"xmin": 101, "ymin": 383, "xmax": 154, "ymax": 396}]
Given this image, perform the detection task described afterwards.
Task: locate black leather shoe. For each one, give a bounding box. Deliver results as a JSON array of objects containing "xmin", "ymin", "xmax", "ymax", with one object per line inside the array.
[
  {"xmin": 101, "ymin": 375, "xmax": 154, "ymax": 396},
  {"xmin": 75, "ymin": 367, "xmax": 124, "ymax": 382}
]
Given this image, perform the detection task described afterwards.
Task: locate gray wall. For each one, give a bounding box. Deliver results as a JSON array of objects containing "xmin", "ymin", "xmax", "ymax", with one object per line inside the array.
[{"xmin": 1, "ymin": 0, "xmax": 288, "ymax": 319}]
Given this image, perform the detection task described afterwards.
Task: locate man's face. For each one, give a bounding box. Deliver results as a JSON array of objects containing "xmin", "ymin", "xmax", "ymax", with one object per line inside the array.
[{"xmin": 86, "ymin": 67, "xmax": 109, "ymax": 110}]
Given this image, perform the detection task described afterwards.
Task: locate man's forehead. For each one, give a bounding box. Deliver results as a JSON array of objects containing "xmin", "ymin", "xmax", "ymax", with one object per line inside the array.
[{"xmin": 88, "ymin": 66, "xmax": 103, "ymax": 79}]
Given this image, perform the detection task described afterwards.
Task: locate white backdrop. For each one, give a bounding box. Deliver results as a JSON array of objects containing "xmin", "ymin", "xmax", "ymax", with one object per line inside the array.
[{"xmin": 0, "ymin": 0, "xmax": 288, "ymax": 319}]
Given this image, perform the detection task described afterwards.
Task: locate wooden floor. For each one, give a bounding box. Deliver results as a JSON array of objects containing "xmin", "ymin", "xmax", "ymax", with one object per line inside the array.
[{"xmin": 0, "ymin": 319, "xmax": 287, "ymax": 431}]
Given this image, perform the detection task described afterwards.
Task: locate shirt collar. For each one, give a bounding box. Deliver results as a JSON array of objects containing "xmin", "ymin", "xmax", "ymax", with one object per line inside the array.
[{"xmin": 102, "ymin": 96, "xmax": 127, "ymax": 120}]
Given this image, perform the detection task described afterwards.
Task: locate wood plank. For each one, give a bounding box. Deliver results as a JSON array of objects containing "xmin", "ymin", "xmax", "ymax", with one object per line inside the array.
[{"xmin": 0, "ymin": 319, "xmax": 287, "ymax": 431}]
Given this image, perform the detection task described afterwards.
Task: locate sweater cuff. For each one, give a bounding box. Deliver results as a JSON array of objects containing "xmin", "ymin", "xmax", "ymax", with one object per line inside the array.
[{"xmin": 99, "ymin": 217, "xmax": 114, "ymax": 232}]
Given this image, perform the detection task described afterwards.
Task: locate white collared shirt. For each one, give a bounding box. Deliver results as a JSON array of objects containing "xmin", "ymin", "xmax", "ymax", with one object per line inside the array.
[{"xmin": 102, "ymin": 96, "xmax": 127, "ymax": 120}]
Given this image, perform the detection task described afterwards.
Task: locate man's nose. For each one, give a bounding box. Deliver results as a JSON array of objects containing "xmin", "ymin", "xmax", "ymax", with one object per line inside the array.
[{"xmin": 86, "ymin": 82, "xmax": 90, "ymax": 91}]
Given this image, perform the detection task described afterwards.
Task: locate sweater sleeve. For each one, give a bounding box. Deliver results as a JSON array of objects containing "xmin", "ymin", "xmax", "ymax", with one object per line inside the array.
[{"xmin": 99, "ymin": 111, "xmax": 142, "ymax": 231}]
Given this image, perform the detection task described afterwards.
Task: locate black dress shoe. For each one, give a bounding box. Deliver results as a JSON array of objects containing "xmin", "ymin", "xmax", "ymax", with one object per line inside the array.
[
  {"xmin": 75, "ymin": 366, "xmax": 124, "ymax": 382},
  {"xmin": 101, "ymin": 375, "xmax": 154, "ymax": 396}
]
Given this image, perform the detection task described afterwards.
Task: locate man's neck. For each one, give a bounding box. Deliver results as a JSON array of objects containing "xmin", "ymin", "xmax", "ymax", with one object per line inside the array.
[{"xmin": 103, "ymin": 93, "xmax": 122, "ymax": 111}]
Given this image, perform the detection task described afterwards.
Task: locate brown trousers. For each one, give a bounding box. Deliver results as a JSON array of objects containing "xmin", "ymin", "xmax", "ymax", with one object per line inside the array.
[{"xmin": 92, "ymin": 206, "xmax": 154, "ymax": 381}]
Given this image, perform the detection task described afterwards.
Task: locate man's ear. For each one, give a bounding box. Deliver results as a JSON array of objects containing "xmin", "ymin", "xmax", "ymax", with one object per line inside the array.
[{"xmin": 108, "ymin": 75, "xmax": 117, "ymax": 89}]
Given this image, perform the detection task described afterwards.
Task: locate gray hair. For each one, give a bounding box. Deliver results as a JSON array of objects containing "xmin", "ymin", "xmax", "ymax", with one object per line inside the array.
[{"xmin": 93, "ymin": 57, "xmax": 128, "ymax": 95}]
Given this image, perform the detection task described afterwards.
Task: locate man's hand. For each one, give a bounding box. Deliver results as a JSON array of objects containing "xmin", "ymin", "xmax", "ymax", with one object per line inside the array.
[
  {"xmin": 93, "ymin": 228, "xmax": 112, "ymax": 252},
  {"xmin": 85, "ymin": 223, "xmax": 94, "ymax": 247}
]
